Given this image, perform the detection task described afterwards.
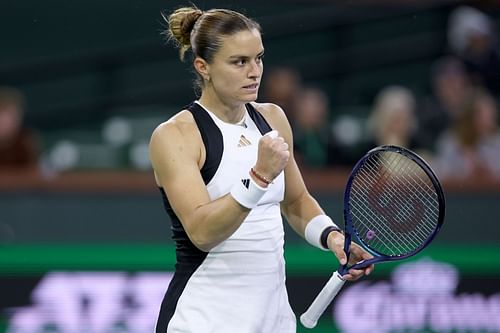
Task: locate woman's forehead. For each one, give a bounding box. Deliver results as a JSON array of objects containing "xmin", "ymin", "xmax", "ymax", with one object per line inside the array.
[{"xmin": 217, "ymin": 29, "xmax": 264, "ymax": 57}]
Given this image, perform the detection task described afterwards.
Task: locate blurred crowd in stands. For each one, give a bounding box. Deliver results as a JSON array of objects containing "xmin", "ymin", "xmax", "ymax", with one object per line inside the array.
[
  {"xmin": 261, "ymin": 5, "xmax": 500, "ymax": 182},
  {"xmin": 1, "ymin": 5, "xmax": 499, "ymax": 184},
  {"xmin": 0, "ymin": 86, "xmax": 39, "ymax": 173}
]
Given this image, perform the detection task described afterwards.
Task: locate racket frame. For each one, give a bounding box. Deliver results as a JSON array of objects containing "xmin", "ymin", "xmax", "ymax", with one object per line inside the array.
[
  {"xmin": 339, "ymin": 145, "xmax": 446, "ymax": 275},
  {"xmin": 300, "ymin": 145, "xmax": 446, "ymax": 329}
]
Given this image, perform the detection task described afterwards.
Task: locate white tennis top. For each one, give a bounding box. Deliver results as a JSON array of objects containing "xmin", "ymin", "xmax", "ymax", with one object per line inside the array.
[{"xmin": 164, "ymin": 101, "xmax": 295, "ymax": 333}]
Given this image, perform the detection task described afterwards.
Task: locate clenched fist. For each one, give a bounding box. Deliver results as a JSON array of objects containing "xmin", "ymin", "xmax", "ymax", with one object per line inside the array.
[{"xmin": 253, "ymin": 130, "xmax": 290, "ymax": 183}]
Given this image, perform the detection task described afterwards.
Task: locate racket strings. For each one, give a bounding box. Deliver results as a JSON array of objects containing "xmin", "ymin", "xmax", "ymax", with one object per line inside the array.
[
  {"xmin": 349, "ymin": 173, "xmax": 423, "ymax": 248},
  {"xmin": 368, "ymin": 151, "xmax": 437, "ymax": 211},
  {"xmin": 375, "ymin": 154, "xmax": 440, "ymax": 230},
  {"xmin": 350, "ymin": 176, "xmax": 427, "ymax": 254},
  {"xmin": 377, "ymin": 156, "xmax": 440, "ymax": 215},
  {"xmin": 357, "ymin": 153, "xmax": 439, "ymax": 249},
  {"xmin": 350, "ymin": 179, "xmax": 430, "ymax": 254},
  {"xmin": 363, "ymin": 156, "xmax": 440, "ymax": 233},
  {"xmin": 350, "ymin": 185, "xmax": 424, "ymax": 253},
  {"xmin": 349, "ymin": 151, "xmax": 440, "ymax": 256},
  {"xmin": 354, "ymin": 162, "xmax": 434, "ymax": 243},
  {"xmin": 360, "ymin": 154, "xmax": 438, "ymax": 245},
  {"xmin": 350, "ymin": 183, "xmax": 426, "ymax": 254}
]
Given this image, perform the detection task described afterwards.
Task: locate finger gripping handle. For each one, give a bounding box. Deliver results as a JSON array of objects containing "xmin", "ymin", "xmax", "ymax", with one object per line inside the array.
[{"xmin": 300, "ymin": 271, "xmax": 346, "ymax": 329}]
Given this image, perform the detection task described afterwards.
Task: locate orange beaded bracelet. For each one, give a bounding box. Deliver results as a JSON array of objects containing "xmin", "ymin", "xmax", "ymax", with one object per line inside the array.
[{"xmin": 250, "ymin": 167, "xmax": 273, "ymax": 185}]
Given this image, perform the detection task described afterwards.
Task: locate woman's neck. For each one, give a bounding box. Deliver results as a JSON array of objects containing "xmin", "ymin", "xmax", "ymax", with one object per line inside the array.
[{"xmin": 198, "ymin": 90, "xmax": 246, "ymax": 124}]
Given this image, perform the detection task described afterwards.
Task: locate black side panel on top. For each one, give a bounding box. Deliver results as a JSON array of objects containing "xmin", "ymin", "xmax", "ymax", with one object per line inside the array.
[
  {"xmin": 246, "ymin": 103, "xmax": 273, "ymax": 135},
  {"xmin": 187, "ymin": 102, "xmax": 224, "ymax": 185}
]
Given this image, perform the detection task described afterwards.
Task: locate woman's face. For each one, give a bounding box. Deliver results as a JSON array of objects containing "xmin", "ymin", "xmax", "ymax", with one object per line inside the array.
[{"xmin": 206, "ymin": 28, "xmax": 264, "ymax": 105}]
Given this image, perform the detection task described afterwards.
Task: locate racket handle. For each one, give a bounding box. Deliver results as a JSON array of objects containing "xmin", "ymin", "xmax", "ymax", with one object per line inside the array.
[{"xmin": 300, "ymin": 271, "xmax": 345, "ymax": 329}]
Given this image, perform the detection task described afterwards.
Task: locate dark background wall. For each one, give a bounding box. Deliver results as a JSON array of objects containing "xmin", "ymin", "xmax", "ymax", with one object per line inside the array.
[
  {"xmin": 0, "ymin": 190, "xmax": 498, "ymax": 244},
  {"xmin": 1, "ymin": 0, "xmax": 481, "ymax": 130}
]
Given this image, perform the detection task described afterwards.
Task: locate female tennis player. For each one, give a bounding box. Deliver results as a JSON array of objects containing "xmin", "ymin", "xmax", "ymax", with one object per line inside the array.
[{"xmin": 149, "ymin": 6, "xmax": 374, "ymax": 332}]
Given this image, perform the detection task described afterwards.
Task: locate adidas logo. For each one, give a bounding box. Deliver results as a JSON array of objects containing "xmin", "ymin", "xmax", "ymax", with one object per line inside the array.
[
  {"xmin": 241, "ymin": 178, "xmax": 250, "ymax": 189},
  {"xmin": 237, "ymin": 134, "xmax": 252, "ymax": 147}
]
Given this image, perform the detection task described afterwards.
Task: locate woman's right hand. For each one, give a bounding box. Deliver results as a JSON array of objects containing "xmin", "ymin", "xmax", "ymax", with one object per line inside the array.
[{"xmin": 253, "ymin": 130, "xmax": 290, "ymax": 182}]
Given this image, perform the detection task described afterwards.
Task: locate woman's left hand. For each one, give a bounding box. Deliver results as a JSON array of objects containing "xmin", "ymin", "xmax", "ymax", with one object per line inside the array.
[{"xmin": 327, "ymin": 231, "xmax": 375, "ymax": 281}]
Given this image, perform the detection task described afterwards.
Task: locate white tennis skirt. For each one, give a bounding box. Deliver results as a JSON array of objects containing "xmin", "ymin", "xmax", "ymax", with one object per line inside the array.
[{"xmin": 166, "ymin": 250, "xmax": 296, "ymax": 333}]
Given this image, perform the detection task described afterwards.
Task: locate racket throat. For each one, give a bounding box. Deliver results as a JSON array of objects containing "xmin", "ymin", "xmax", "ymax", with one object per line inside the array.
[{"xmin": 337, "ymin": 265, "xmax": 349, "ymax": 277}]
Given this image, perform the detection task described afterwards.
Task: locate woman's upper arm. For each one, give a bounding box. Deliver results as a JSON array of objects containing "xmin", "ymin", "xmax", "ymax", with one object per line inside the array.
[
  {"xmin": 149, "ymin": 116, "xmax": 210, "ymax": 231},
  {"xmin": 149, "ymin": 112, "xmax": 253, "ymax": 251}
]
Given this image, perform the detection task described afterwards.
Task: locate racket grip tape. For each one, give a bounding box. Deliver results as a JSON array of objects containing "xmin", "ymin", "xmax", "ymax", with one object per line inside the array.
[{"xmin": 300, "ymin": 271, "xmax": 346, "ymax": 329}]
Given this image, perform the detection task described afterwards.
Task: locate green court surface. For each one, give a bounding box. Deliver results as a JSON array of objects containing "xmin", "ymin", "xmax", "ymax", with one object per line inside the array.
[{"xmin": 0, "ymin": 243, "xmax": 499, "ymax": 275}]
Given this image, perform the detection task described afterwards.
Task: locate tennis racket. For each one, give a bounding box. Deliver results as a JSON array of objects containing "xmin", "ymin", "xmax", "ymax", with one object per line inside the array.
[{"xmin": 300, "ymin": 145, "xmax": 445, "ymax": 329}]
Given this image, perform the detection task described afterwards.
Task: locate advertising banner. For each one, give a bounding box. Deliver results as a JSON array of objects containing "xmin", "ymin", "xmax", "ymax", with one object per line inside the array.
[{"xmin": 2, "ymin": 258, "xmax": 500, "ymax": 333}]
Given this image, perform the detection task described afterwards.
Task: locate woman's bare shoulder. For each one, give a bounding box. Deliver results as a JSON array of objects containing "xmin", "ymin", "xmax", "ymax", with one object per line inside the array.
[
  {"xmin": 250, "ymin": 102, "xmax": 288, "ymax": 123},
  {"xmin": 151, "ymin": 109, "xmax": 197, "ymax": 140},
  {"xmin": 250, "ymin": 102, "xmax": 291, "ymax": 132}
]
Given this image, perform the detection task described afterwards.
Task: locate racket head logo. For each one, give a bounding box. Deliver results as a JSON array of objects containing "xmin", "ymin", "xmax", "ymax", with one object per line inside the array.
[{"xmin": 366, "ymin": 177, "xmax": 424, "ymax": 234}]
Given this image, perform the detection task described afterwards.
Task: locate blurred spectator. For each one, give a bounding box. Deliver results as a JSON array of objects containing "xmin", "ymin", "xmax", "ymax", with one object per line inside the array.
[
  {"xmin": 260, "ymin": 66, "xmax": 302, "ymax": 126},
  {"xmin": 417, "ymin": 56, "xmax": 471, "ymax": 152},
  {"xmin": 329, "ymin": 110, "xmax": 367, "ymax": 167},
  {"xmin": 291, "ymin": 86, "xmax": 334, "ymax": 168},
  {"xmin": 365, "ymin": 85, "xmax": 419, "ymax": 151},
  {"xmin": 0, "ymin": 86, "xmax": 39, "ymax": 171},
  {"xmin": 448, "ymin": 5, "xmax": 500, "ymax": 93},
  {"xmin": 432, "ymin": 88, "xmax": 500, "ymax": 180}
]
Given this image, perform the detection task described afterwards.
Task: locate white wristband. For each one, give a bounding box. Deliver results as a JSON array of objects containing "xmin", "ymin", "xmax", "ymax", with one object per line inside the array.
[
  {"xmin": 230, "ymin": 176, "xmax": 268, "ymax": 209},
  {"xmin": 305, "ymin": 215, "xmax": 340, "ymax": 251}
]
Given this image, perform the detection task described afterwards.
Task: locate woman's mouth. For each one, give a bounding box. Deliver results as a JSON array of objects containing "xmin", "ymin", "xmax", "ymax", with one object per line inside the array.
[{"xmin": 243, "ymin": 83, "xmax": 259, "ymax": 90}]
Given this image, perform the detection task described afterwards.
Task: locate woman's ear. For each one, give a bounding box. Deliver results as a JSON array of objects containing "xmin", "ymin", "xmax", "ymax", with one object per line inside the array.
[{"xmin": 194, "ymin": 57, "xmax": 210, "ymax": 82}]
